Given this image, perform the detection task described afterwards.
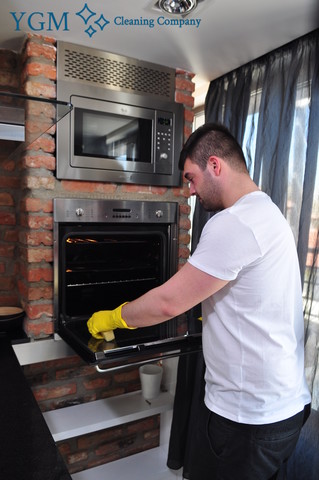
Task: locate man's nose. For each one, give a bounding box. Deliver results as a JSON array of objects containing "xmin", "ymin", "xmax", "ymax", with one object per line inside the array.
[{"xmin": 189, "ymin": 184, "xmax": 196, "ymax": 196}]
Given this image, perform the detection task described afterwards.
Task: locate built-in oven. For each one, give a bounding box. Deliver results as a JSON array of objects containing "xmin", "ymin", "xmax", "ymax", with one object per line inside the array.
[{"xmin": 53, "ymin": 198, "xmax": 201, "ymax": 370}]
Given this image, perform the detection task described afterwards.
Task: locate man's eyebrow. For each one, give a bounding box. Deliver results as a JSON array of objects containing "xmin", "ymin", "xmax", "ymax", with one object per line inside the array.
[{"xmin": 184, "ymin": 172, "xmax": 191, "ymax": 180}]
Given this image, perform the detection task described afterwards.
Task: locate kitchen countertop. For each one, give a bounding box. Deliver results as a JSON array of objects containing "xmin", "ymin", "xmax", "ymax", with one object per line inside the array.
[{"xmin": 0, "ymin": 334, "xmax": 72, "ymax": 480}]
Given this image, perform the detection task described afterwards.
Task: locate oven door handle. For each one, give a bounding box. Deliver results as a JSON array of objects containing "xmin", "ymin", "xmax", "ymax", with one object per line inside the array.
[{"xmin": 95, "ymin": 349, "xmax": 186, "ymax": 373}]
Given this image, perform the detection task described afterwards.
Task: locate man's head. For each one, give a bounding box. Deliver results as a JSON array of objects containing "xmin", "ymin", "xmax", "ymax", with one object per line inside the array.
[
  {"xmin": 180, "ymin": 123, "xmax": 251, "ymax": 211},
  {"xmin": 179, "ymin": 123, "xmax": 248, "ymax": 173}
]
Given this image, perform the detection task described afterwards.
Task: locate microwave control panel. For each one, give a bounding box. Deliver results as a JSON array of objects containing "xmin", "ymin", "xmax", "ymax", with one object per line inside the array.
[{"xmin": 155, "ymin": 111, "xmax": 174, "ymax": 174}]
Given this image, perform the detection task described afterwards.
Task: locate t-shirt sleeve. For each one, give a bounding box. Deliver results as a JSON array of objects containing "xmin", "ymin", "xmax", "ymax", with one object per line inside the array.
[{"xmin": 188, "ymin": 210, "xmax": 262, "ymax": 281}]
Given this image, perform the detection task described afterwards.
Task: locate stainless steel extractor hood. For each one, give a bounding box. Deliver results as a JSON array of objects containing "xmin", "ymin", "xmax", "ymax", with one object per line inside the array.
[{"xmin": 0, "ymin": 91, "xmax": 72, "ymax": 149}]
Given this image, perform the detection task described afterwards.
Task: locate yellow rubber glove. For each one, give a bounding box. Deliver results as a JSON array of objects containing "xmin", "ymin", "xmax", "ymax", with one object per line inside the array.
[{"xmin": 87, "ymin": 302, "xmax": 136, "ymax": 339}]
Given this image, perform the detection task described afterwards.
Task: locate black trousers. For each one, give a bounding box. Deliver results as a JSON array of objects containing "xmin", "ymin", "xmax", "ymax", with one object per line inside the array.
[{"xmin": 188, "ymin": 403, "xmax": 310, "ymax": 480}]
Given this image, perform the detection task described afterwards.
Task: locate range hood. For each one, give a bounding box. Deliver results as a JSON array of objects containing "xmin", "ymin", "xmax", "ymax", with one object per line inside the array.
[{"xmin": 0, "ymin": 91, "xmax": 72, "ymax": 152}]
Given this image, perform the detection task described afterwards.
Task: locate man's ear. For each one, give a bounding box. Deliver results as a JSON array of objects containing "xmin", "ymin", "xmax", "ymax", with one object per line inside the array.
[{"xmin": 208, "ymin": 156, "xmax": 221, "ymax": 175}]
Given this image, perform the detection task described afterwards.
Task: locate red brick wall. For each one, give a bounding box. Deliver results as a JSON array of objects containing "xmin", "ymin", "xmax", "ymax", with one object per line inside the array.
[
  {"xmin": 0, "ymin": 49, "xmax": 21, "ymax": 305},
  {"xmin": 22, "ymin": 354, "xmax": 158, "ymax": 474},
  {"xmin": 0, "ymin": 34, "xmax": 195, "ymax": 474}
]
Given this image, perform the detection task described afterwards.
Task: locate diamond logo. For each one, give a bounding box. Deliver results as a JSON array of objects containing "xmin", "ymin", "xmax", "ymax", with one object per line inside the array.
[
  {"xmin": 95, "ymin": 14, "xmax": 110, "ymax": 31},
  {"xmin": 76, "ymin": 3, "xmax": 96, "ymax": 24},
  {"xmin": 76, "ymin": 3, "xmax": 110, "ymax": 37}
]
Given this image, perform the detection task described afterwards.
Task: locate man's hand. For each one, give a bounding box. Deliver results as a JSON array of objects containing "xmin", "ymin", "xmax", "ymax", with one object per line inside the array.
[{"xmin": 87, "ymin": 302, "xmax": 136, "ymax": 339}]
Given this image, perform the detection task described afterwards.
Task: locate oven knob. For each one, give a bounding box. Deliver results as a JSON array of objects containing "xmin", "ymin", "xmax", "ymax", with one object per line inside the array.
[
  {"xmin": 75, "ymin": 208, "xmax": 84, "ymax": 217},
  {"xmin": 155, "ymin": 209, "xmax": 164, "ymax": 218}
]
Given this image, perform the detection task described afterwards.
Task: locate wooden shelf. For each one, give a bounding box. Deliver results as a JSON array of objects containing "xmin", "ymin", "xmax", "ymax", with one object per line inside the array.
[{"xmin": 43, "ymin": 390, "xmax": 174, "ymax": 442}]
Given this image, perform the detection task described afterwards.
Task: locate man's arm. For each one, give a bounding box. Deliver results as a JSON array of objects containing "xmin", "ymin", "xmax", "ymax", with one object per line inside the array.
[
  {"xmin": 121, "ymin": 262, "xmax": 228, "ymax": 327},
  {"xmin": 87, "ymin": 262, "xmax": 228, "ymax": 338}
]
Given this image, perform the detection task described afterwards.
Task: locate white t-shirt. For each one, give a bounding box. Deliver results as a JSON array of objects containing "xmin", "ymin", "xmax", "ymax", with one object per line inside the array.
[{"xmin": 188, "ymin": 191, "xmax": 311, "ymax": 424}]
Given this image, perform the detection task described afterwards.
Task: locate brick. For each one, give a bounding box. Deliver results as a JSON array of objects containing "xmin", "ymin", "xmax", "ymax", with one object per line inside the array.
[
  {"xmin": 57, "ymin": 443, "xmax": 71, "ymax": 456},
  {"xmin": 18, "ymin": 282, "xmax": 53, "ymax": 301},
  {"xmin": 25, "ymin": 62, "xmax": 56, "ymax": 80},
  {"xmin": 27, "ymin": 135, "xmax": 55, "ymax": 153},
  {"xmin": 0, "ymin": 50, "xmax": 19, "ymax": 70},
  {"xmin": 101, "ymin": 387, "xmax": 127, "ymax": 399},
  {"xmin": 0, "ymin": 294, "xmax": 19, "ymax": 306},
  {"xmin": 20, "ymin": 231, "xmax": 53, "ymax": 246},
  {"xmin": 175, "ymin": 91, "xmax": 194, "ymax": 108},
  {"xmin": 23, "ymin": 175, "xmax": 55, "ymax": 191},
  {"xmin": 95, "ymin": 439, "xmax": 124, "ymax": 457},
  {"xmin": 78, "ymin": 427, "xmax": 124, "ymax": 450},
  {"xmin": 144, "ymin": 429, "xmax": 160, "ymax": 440},
  {"xmin": 25, "ymin": 119, "xmax": 53, "ymax": 135},
  {"xmin": 0, "ymin": 193, "xmax": 14, "ymax": 206},
  {"xmin": 179, "ymin": 216, "xmax": 191, "ymax": 230},
  {"xmin": 26, "ymin": 33, "xmax": 56, "ymax": 45},
  {"xmin": 175, "ymin": 76, "xmax": 195, "ymax": 93},
  {"xmin": 21, "ymin": 214, "xmax": 53, "ymax": 229},
  {"xmin": 33, "ymin": 384, "xmax": 77, "ymax": 402},
  {"xmin": 67, "ymin": 451, "xmax": 88, "ymax": 465},
  {"xmin": 0, "ymin": 176, "xmax": 20, "ymax": 189},
  {"xmin": 179, "ymin": 246, "xmax": 190, "ymax": 259},
  {"xmin": 0, "ymin": 159, "xmax": 15, "ymax": 172},
  {"xmin": 0, "ymin": 71, "xmax": 19, "ymax": 89},
  {"xmin": 175, "ymin": 69, "xmax": 195, "ymax": 79},
  {"xmin": 20, "ymin": 265, "xmax": 53, "ymax": 282},
  {"xmin": 24, "ymin": 302, "xmax": 53, "ymax": 319},
  {"xmin": 27, "ymin": 100, "xmax": 56, "ymax": 119},
  {"xmin": 61, "ymin": 180, "xmax": 117, "ymax": 194},
  {"xmin": 24, "ymin": 320, "xmax": 54, "ymax": 337},
  {"xmin": 4, "ymin": 230, "xmax": 19, "ymax": 242},
  {"xmin": 25, "ymin": 41, "xmax": 57, "ymax": 62},
  {"xmin": 23, "ymin": 154, "xmax": 56, "ymax": 171},
  {"xmin": 127, "ymin": 416, "xmax": 158, "ymax": 434},
  {"xmin": 25, "ymin": 246, "xmax": 53, "ymax": 263},
  {"xmin": 121, "ymin": 184, "xmax": 151, "ymax": 194},
  {"xmin": 184, "ymin": 108, "xmax": 195, "ymax": 123},
  {"xmin": 184, "ymin": 124, "xmax": 193, "ymax": 140},
  {"xmin": 113, "ymin": 368, "xmax": 139, "ymax": 384},
  {"xmin": 55, "ymin": 365, "xmax": 94, "ymax": 381},
  {"xmin": 150, "ymin": 186, "xmax": 168, "ymax": 195},
  {"xmin": 0, "ymin": 212, "xmax": 15, "ymax": 225},
  {"xmin": 83, "ymin": 378, "xmax": 111, "ymax": 390},
  {"xmin": 172, "ymin": 185, "xmax": 191, "ymax": 198},
  {"xmin": 0, "ymin": 244, "xmax": 15, "ymax": 257},
  {"xmin": 179, "ymin": 203, "xmax": 191, "ymax": 215},
  {"xmin": 24, "ymin": 80, "xmax": 56, "ymax": 99},
  {"xmin": 22, "ymin": 198, "xmax": 53, "ymax": 213},
  {"xmin": 179, "ymin": 232, "xmax": 191, "ymax": 245},
  {"xmin": 0, "ymin": 277, "xmax": 15, "ymax": 290}
]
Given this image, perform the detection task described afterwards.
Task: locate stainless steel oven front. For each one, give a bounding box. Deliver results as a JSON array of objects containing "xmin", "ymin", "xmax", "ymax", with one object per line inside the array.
[{"xmin": 53, "ymin": 198, "xmax": 201, "ymax": 369}]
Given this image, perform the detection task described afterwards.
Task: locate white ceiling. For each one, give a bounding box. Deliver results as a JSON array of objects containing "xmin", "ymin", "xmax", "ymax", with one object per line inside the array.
[{"xmin": 1, "ymin": 0, "xmax": 318, "ymax": 103}]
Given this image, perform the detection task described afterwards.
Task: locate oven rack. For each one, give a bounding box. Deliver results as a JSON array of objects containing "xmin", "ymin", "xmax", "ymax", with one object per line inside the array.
[{"xmin": 66, "ymin": 277, "xmax": 156, "ymax": 288}]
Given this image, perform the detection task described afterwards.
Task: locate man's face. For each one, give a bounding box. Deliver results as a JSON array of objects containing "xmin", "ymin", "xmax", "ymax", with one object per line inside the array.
[{"xmin": 183, "ymin": 158, "xmax": 223, "ymax": 212}]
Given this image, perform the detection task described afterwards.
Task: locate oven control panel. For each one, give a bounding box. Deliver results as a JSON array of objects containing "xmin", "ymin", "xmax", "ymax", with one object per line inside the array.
[{"xmin": 54, "ymin": 198, "xmax": 178, "ymax": 224}]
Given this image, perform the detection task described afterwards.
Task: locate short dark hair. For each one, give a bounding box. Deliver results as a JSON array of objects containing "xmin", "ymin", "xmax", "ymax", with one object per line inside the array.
[{"xmin": 179, "ymin": 123, "xmax": 248, "ymax": 173}]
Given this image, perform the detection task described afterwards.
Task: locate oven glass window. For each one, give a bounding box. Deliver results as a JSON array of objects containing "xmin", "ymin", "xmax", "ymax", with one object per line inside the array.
[
  {"xmin": 62, "ymin": 230, "xmax": 166, "ymax": 318},
  {"xmin": 74, "ymin": 108, "xmax": 152, "ymax": 163}
]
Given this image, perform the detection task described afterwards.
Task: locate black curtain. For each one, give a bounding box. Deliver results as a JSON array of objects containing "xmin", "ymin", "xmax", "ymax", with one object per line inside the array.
[{"xmin": 167, "ymin": 29, "xmax": 319, "ymax": 477}]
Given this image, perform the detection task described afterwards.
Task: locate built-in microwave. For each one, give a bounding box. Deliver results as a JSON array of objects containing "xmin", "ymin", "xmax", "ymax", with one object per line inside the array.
[{"xmin": 56, "ymin": 85, "xmax": 184, "ymax": 186}]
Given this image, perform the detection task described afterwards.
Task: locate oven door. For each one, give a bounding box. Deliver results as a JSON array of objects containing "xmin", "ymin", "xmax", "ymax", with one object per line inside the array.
[{"xmin": 55, "ymin": 222, "xmax": 202, "ymax": 368}]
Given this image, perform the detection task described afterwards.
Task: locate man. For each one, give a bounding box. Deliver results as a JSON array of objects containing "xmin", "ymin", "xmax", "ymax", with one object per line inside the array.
[{"xmin": 88, "ymin": 123, "xmax": 311, "ymax": 479}]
